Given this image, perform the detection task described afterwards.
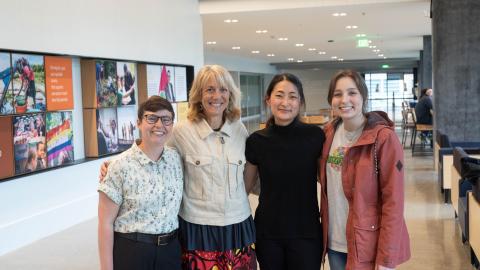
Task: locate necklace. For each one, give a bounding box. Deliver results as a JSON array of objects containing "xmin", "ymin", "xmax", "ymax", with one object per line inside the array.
[{"xmin": 342, "ymin": 122, "xmax": 364, "ymax": 145}]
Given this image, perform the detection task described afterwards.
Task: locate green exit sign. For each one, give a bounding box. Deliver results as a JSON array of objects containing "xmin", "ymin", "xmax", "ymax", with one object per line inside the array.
[
  {"xmin": 357, "ymin": 39, "xmax": 369, "ymax": 47},
  {"xmin": 382, "ymin": 64, "xmax": 390, "ymax": 69}
]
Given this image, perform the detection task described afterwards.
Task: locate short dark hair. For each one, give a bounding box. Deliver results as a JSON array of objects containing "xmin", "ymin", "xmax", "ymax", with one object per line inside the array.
[
  {"xmin": 137, "ymin": 95, "xmax": 175, "ymax": 121},
  {"xmin": 265, "ymin": 73, "xmax": 305, "ymax": 126},
  {"xmin": 327, "ymin": 69, "xmax": 369, "ymax": 114}
]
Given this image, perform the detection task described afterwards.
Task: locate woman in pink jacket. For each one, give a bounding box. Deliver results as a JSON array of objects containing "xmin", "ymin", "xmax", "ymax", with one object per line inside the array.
[{"xmin": 319, "ymin": 70, "xmax": 410, "ymax": 270}]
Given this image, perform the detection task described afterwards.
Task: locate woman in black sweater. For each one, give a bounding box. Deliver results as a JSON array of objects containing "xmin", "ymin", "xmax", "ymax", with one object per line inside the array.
[{"xmin": 244, "ymin": 73, "xmax": 325, "ymax": 270}]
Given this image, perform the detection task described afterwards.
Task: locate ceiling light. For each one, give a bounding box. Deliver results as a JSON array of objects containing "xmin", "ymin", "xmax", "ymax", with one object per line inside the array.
[
  {"xmin": 295, "ymin": 43, "xmax": 304, "ymax": 47},
  {"xmin": 378, "ymin": 54, "xmax": 384, "ymax": 57},
  {"xmin": 232, "ymin": 46, "xmax": 240, "ymax": 50},
  {"xmin": 383, "ymin": 56, "xmax": 388, "ymax": 59},
  {"xmin": 340, "ymin": 12, "xmax": 347, "ymax": 16},
  {"xmin": 255, "ymin": 30, "xmax": 268, "ymax": 33},
  {"xmin": 331, "ymin": 56, "xmax": 337, "ymax": 59},
  {"xmin": 369, "ymin": 45, "xmax": 377, "ymax": 49},
  {"xmin": 373, "ymin": 49, "xmax": 380, "ymax": 53},
  {"xmin": 338, "ymin": 58, "xmax": 344, "ymax": 61},
  {"xmin": 267, "ymin": 54, "xmax": 275, "ymax": 57},
  {"xmin": 287, "ymin": 58, "xmax": 294, "ymax": 61},
  {"xmin": 318, "ymin": 51, "xmax": 326, "ymax": 55},
  {"xmin": 206, "ymin": 41, "xmax": 216, "ymax": 45},
  {"xmin": 332, "ymin": 12, "xmax": 347, "ymax": 17},
  {"xmin": 224, "ymin": 19, "xmax": 238, "ymax": 23},
  {"xmin": 297, "ymin": 60, "xmax": 303, "ymax": 63},
  {"xmin": 368, "ymin": 40, "xmax": 372, "ymax": 43},
  {"xmin": 251, "ymin": 50, "xmax": 260, "ymax": 54},
  {"xmin": 356, "ymin": 34, "xmax": 366, "ymax": 38},
  {"xmin": 346, "ymin": 25, "xmax": 358, "ymax": 29},
  {"xmin": 308, "ymin": 48, "xmax": 316, "ymax": 51},
  {"xmin": 382, "ymin": 64, "xmax": 390, "ymax": 69},
  {"xmin": 278, "ymin": 37, "xmax": 288, "ymax": 41}
]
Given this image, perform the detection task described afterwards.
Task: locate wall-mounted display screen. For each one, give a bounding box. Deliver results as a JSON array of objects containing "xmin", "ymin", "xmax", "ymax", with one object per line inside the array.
[
  {"xmin": 46, "ymin": 111, "xmax": 74, "ymax": 167},
  {"xmin": 12, "ymin": 54, "xmax": 46, "ymax": 113},
  {"xmin": 13, "ymin": 113, "xmax": 46, "ymax": 175}
]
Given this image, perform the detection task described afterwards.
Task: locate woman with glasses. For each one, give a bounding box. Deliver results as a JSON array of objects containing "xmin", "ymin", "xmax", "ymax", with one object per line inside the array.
[
  {"xmin": 169, "ymin": 65, "xmax": 256, "ymax": 269},
  {"xmin": 98, "ymin": 96, "xmax": 183, "ymax": 270}
]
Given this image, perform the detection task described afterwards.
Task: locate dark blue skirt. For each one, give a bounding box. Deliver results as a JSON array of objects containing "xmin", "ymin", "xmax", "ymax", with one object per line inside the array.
[{"xmin": 179, "ymin": 216, "xmax": 256, "ymax": 251}]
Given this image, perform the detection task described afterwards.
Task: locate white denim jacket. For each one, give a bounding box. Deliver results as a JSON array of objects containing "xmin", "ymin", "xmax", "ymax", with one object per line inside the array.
[{"xmin": 169, "ymin": 118, "xmax": 251, "ymax": 226}]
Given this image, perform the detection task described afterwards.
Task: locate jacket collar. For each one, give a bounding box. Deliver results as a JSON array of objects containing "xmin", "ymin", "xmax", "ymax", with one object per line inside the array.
[
  {"xmin": 195, "ymin": 118, "xmax": 234, "ymax": 140},
  {"xmin": 132, "ymin": 140, "xmax": 166, "ymax": 166}
]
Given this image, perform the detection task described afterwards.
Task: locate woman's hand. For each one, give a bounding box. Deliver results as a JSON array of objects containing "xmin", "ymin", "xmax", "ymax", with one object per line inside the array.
[{"xmin": 99, "ymin": 161, "xmax": 110, "ymax": 182}]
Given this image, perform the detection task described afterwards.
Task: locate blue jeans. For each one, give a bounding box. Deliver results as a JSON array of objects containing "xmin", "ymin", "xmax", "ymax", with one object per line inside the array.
[{"xmin": 328, "ymin": 248, "xmax": 347, "ymax": 270}]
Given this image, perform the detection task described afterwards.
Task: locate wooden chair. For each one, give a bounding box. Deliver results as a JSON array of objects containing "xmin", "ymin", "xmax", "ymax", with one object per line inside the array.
[{"xmin": 411, "ymin": 109, "xmax": 433, "ymax": 156}]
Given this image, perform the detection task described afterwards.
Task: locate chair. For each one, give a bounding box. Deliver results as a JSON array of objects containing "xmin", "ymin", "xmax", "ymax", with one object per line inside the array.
[
  {"xmin": 411, "ymin": 109, "xmax": 433, "ymax": 156},
  {"xmin": 401, "ymin": 109, "xmax": 415, "ymax": 148}
]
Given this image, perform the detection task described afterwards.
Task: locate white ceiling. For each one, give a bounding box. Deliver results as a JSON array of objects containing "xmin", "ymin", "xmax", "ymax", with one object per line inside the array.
[{"xmin": 199, "ymin": 0, "xmax": 431, "ymax": 69}]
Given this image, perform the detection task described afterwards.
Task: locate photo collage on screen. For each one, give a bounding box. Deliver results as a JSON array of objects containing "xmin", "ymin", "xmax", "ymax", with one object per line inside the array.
[{"xmin": 0, "ymin": 51, "xmax": 75, "ymax": 179}]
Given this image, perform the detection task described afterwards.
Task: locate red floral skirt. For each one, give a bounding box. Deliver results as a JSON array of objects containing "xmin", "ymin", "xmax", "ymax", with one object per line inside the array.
[{"xmin": 182, "ymin": 244, "xmax": 257, "ymax": 270}]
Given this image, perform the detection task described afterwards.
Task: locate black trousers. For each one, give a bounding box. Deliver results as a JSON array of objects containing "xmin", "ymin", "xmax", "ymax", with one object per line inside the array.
[
  {"xmin": 113, "ymin": 233, "xmax": 181, "ymax": 270},
  {"xmin": 256, "ymin": 236, "xmax": 323, "ymax": 270}
]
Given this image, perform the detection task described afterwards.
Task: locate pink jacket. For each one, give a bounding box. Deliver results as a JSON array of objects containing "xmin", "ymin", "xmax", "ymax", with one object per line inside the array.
[{"xmin": 319, "ymin": 111, "xmax": 410, "ymax": 269}]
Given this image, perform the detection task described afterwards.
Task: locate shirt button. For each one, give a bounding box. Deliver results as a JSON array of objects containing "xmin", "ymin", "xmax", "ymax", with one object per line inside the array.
[
  {"xmin": 238, "ymin": 160, "xmax": 243, "ymax": 165},
  {"xmin": 195, "ymin": 160, "xmax": 200, "ymax": 165},
  {"xmin": 371, "ymin": 225, "xmax": 375, "ymax": 229}
]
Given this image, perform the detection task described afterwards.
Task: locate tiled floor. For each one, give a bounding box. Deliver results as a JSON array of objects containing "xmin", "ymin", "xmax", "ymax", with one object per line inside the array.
[{"xmin": 0, "ymin": 146, "xmax": 476, "ymax": 269}]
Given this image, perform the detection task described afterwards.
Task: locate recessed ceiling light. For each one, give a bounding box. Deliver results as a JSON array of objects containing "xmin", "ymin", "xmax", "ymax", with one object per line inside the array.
[
  {"xmin": 287, "ymin": 58, "xmax": 294, "ymax": 61},
  {"xmin": 255, "ymin": 30, "xmax": 268, "ymax": 33},
  {"xmin": 251, "ymin": 50, "xmax": 260, "ymax": 54},
  {"xmin": 378, "ymin": 54, "xmax": 384, "ymax": 57},
  {"xmin": 308, "ymin": 48, "xmax": 316, "ymax": 51},
  {"xmin": 297, "ymin": 60, "xmax": 303, "ymax": 63},
  {"xmin": 232, "ymin": 46, "xmax": 240, "ymax": 50},
  {"xmin": 267, "ymin": 54, "xmax": 275, "ymax": 57},
  {"xmin": 346, "ymin": 25, "xmax": 358, "ymax": 29},
  {"xmin": 332, "ymin": 12, "xmax": 347, "ymax": 16},
  {"xmin": 369, "ymin": 45, "xmax": 377, "ymax": 49},
  {"xmin": 368, "ymin": 40, "xmax": 373, "ymax": 44},
  {"xmin": 338, "ymin": 58, "xmax": 344, "ymax": 61},
  {"xmin": 206, "ymin": 41, "xmax": 216, "ymax": 45},
  {"xmin": 318, "ymin": 51, "xmax": 326, "ymax": 55},
  {"xmin": 356, "ymin": 34, "xmax": 366, "ymax": 38},
  {"xmin": 278, "ymin": 37, "xmax": 288, "ymax": 41},
  {"xmin": 295, "ymin": 43, "xmax": 304, "ymax": 47},
  {"xmin": 224, "ymin": 19, "xmax": 238, "ymax": 23},
  {"xmin": 383, "ymin": 56, "xmax": 388, "ymax": 59},
  {"xmin": 331, "ymin": 56, "xmax": 338, "ymax": 59}
]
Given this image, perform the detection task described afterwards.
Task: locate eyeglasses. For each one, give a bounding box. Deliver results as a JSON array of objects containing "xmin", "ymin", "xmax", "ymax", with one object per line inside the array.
[{"xmin": 143, "ymin": 114, "xmax": 173, "ymax": 126}]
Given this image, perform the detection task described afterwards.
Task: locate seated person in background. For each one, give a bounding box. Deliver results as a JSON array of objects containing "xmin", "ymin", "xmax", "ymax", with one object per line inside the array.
[{"xmin": 415, "ymin": 88, "xmax": 433, "ymax": 144}]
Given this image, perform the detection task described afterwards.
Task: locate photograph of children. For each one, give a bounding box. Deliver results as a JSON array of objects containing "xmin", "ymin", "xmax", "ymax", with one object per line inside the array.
[
  {"xmin": 46, "ymin": 111, "xmax": 74, "ymax": 167},
  {"xmin": 116, "ymin": 106, "xmax": 137, "ymax": 151},
  {"xmin": 95, "ymin": 60, "xmax": 118, "ymax": 108},
  {"xmin": 116, "ymin": 62, "xmax": 136, "ymax": 106},
  {"xmin": 146, "ymin": 65, "xmax": 176, "ymax": 102},
  {"xmin": 173, "ymin": 66, "xmax": 188, "ymax": 102},
  {"xmin": 13, "ymin": 113, "xmax": 46, "ymax": 175},
  {"xmin": 96, "ymin": 108, "xmax": 118, "ymax": 155},
  {"xmin": 0, "ymin": 53, "xmax": 14, "ymax": 114},
  {"xmin": 12, "ymin": 54, "xmax": 46, "ymax": 113}
]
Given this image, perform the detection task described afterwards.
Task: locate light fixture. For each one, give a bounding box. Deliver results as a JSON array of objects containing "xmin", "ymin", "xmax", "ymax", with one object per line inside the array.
[
  {"xmin": 383, "ymin": 56, "xmax": 388, "ymax": 59},
  {"xmin": 378, "ymin": 54, "xmax": 384, "ymax": 57},
  {"xmin": 224, "ymin": 19, "xmax": 238, "ymax": 23},
  {"xmin": 356, "ymin": 34, "xmax": 366, "ymax": 38},
  {"xmin": 267, "ymin": 54, "xmax": 275, "ymax": 57},
  {"xmin": 297, "ymin": 60, "xmax": 303, "ymax": 63},
  {"xmin": 382, "ymin": 64, "xmax": 389, "ymax": 69},
  {"xmin": 346, "ymin": 25, "xmax": 358, "ymax": 29},
  {"xmin": 338, "ymin": 58, "xmax": 344, "ymax": 61},
  {"xmin": 373, "ymin": 49, "xmax": 380, "ymax": 53},
  {"xmin": 206, "ymin": 41, "xmax": 216, "ymax": 45},
  {"xmin": 255, "ymin": 30, "xmax": 268, "ymax": 33},
  {"xmin": 287, "ymin": 58, "xmax": 294, "ymax": 61},
  {"xmin": 232, "ymin": 46, "xmax": 240, "ymax": 50},
  {"xmin": 331, "ymin": 56, "xmax": 338, "ymax": 59},
  {"xmin": 369, "ymin": 45, "xmax": 377, "ymax": 49},
  {"xmin": 251, "ymin": 50, "xmax": 260, "ymax": 54},
  {"xmin": 318, "ymin": 51, "xmax": 326, "ymax": 55},
  {"xmin": 278, "ymin": 37, "xmax": 288, "ymax": 41},
  {"xmin": 295, "ymin": 43, "xmax": 304, "ymax": 47},
  {"xmin": 308, "ymin": 48, "xmax": 316, "ymax": 51},
  {"xmin": 332, "ymin": 12, "xmax": 347, "ymax": 16}
]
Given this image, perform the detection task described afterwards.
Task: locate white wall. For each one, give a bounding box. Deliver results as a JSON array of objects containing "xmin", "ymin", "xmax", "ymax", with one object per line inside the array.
[
  {"xmin": 205, "ymin": 51, "xmax": 277, "ymax": 74},
  {"xmin": 0, "ymin": 0, "xmax": 204, "ymax": 256}
]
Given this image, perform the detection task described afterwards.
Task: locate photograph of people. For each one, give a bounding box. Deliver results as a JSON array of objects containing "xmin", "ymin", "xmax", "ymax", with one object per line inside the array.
[
  {"xmin": 96, "ymin": 60, "xmax": 118, "ymax": 108},
  {"xmin": 98, "ymin": 95, "xmax": 183, "ymax": 270},
  {"xmin": 319, "ymin": 70, "xmax": 410, "ymax": 270},
  {"xmin": 97, "ymin": 108, "xmax": 119, "ymax": 154},
  {"xmin": 13, "ymin": 113, "xmax": 46, "ymax": 174},
  {"xmin": 244, "ymin": 73, "xmax": 325, "ymax": 270},
  {"xmin": 0, "ymin": 52, "xmax": 14, "ymax": 114},
  {"xmin": 12, "ymin": 53, "xmax": 46, "ymax": 113},
  {"xmin": 116, "ymin": 62, "xmax": 136, "ymax": 105}
]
